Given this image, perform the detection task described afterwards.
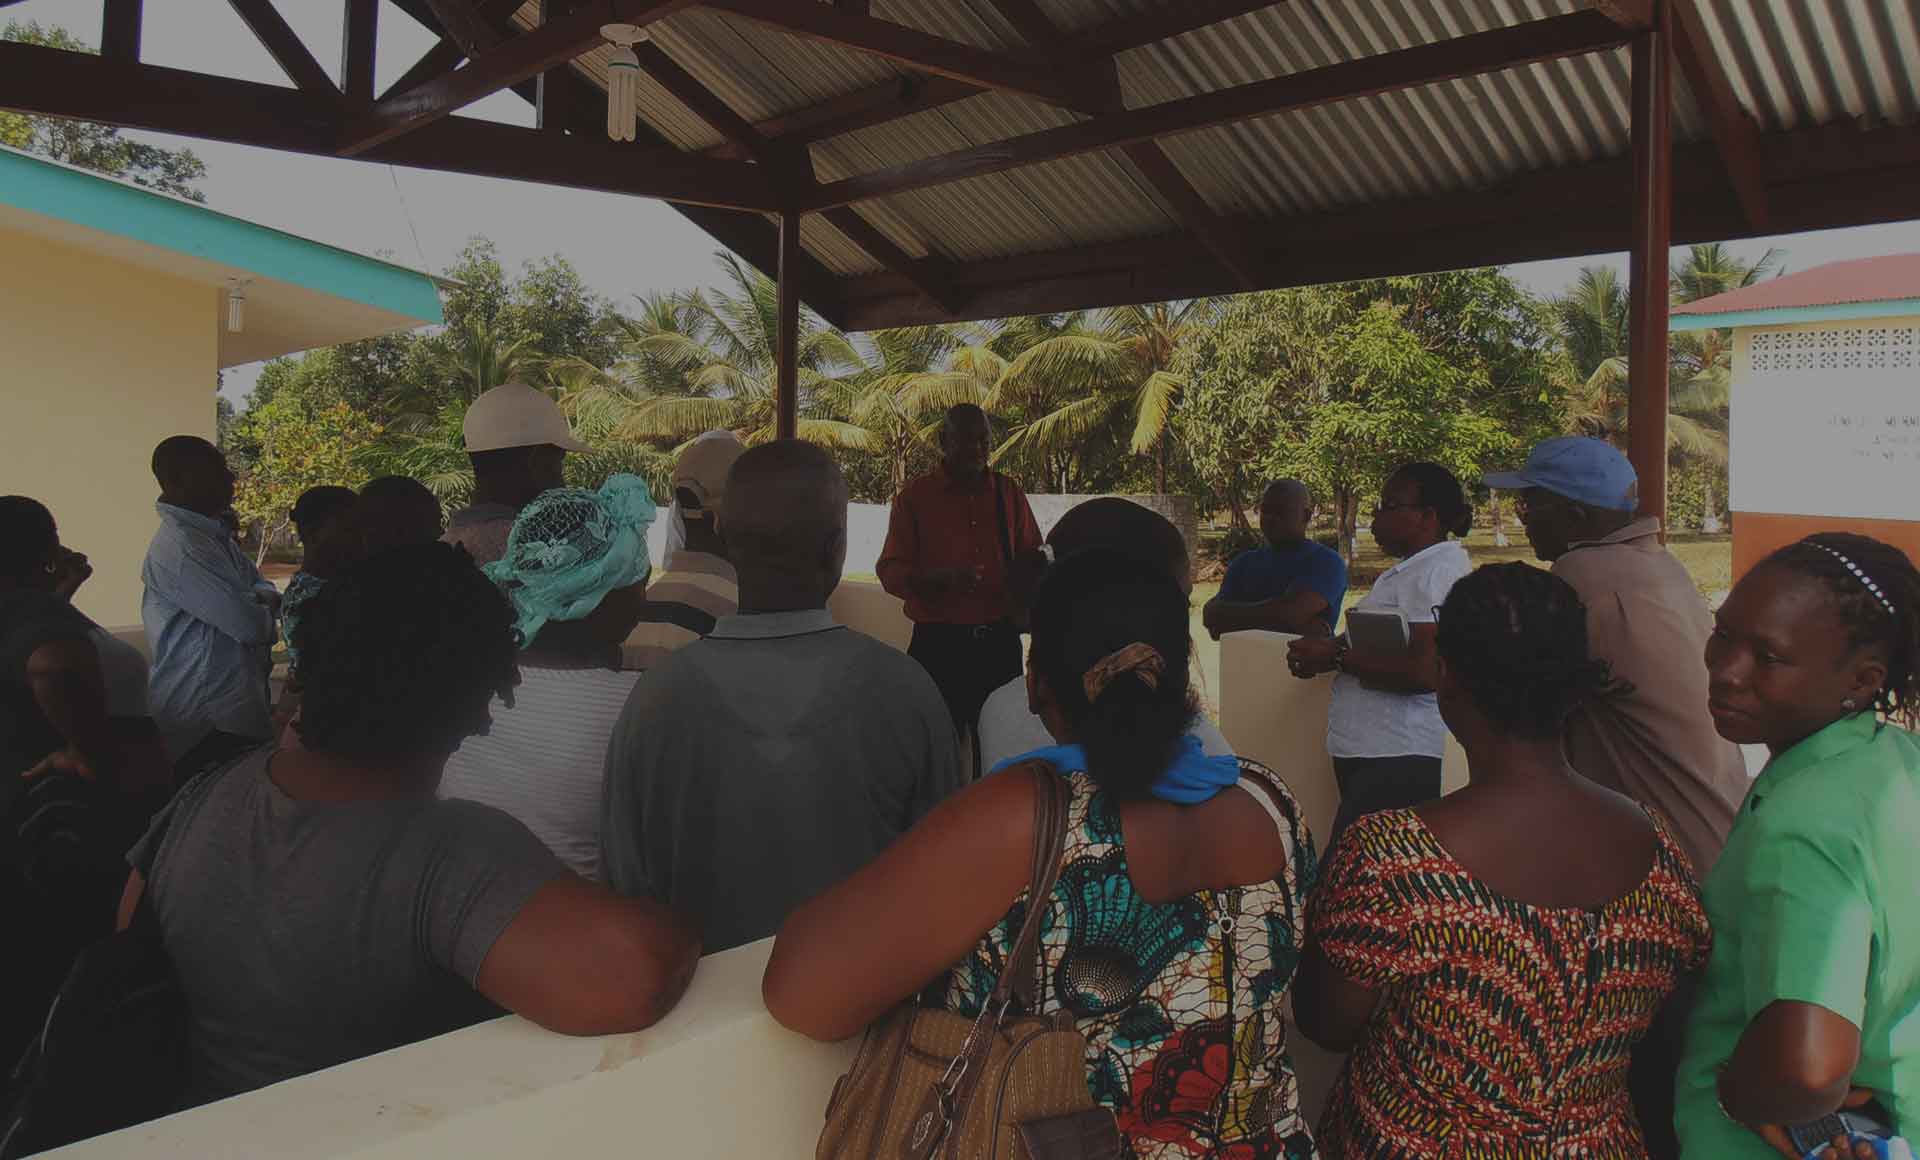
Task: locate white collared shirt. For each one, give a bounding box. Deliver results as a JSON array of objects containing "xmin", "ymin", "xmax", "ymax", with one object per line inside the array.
[{"xmin": 1326, "ymin": 539, "xmax": 1472, "ymax": 759}]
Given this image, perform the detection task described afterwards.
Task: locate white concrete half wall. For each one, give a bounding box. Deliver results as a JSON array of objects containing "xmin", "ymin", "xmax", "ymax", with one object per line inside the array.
[
  {"xmin": 826, "ymin": 577, "xmax": 914, "ymax": 652},
  {"xmin": 45, "ymin": 940, "xmax": 854, "ymax": 1160}
]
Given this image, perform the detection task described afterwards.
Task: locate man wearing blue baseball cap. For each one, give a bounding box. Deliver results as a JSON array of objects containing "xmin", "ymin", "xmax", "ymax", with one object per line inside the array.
[{"xmin": 1486, "ymin": 435, "xmax": 1748, "ymax": 1160}]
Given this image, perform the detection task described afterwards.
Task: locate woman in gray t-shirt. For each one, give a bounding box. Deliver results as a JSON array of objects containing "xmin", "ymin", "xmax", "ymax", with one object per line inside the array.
[{"xmin": 127, "ymin": 542, "xmax": 701, "ymax": 1107}]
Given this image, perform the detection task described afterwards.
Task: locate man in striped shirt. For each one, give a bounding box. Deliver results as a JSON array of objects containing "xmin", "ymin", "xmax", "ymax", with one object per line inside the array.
[{"xmin": 623, "ymin": 431, "xmax": 743, "ymax": 670}]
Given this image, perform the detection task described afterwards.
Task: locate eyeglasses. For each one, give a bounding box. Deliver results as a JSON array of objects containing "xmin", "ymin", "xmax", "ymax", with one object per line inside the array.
[{"xmin": 1371, "ymin": 501, "xmax": 1429, "ymax": 518}]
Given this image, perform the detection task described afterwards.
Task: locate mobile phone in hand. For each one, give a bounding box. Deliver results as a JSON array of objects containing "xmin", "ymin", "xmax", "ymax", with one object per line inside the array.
[{"xmin": 1787, "ymin": 1109, "xmax": 1912, "ymax": 1159}]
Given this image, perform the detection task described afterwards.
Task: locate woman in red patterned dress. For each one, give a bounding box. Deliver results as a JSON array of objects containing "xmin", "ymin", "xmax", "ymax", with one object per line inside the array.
[{"xmin": 1294, "ymin": 564, "xmax": 1712, "ymax": 1158}]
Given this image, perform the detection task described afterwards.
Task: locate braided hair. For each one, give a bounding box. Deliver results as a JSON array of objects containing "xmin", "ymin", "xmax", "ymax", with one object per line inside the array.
[
  {"xmin": 293, "ymin": 542, "xmax": 518, "ymax": 759},
  {"xmin": 1435, "ymin": 562, "xmax": 1615, "ymax": 739},
  {"xmin": 1758, "ymin": 534, "xmax": 1919, "ymax": 727}
]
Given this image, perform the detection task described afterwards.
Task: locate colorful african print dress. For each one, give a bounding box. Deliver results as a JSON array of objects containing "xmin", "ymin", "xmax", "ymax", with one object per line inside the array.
[
  {"xmin": 278, "ymin": 570, "xmax": 326, "ymax": 675},
  {"xmin": 1308, "ymin": 808, "xmax": 1711, "ymax": 1159},
  {"xmin": 942, "ymin": 759, "xmax": 1320, "ymax": 1159}
]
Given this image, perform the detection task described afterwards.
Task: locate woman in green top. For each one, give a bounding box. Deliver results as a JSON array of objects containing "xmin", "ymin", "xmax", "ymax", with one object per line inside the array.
[{"xmin": 1678, "ymin": 533, "xmax": 1920, "ymax": 1158}]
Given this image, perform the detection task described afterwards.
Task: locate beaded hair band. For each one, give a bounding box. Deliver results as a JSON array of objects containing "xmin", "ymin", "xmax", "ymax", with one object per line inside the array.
[{"xmin": 1806, "ymin": 541, "xmax": 1898, "ymax": 619}]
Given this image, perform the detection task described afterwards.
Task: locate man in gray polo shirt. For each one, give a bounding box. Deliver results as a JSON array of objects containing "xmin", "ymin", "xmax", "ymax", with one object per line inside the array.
[{"xmin": 600, "ymin": 441, "xmax": 963, "ymax": 952}]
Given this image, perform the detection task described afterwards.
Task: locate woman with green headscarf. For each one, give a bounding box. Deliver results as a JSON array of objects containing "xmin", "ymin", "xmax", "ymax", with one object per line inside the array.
[{"xmin": 439, "ymin": 474, "xmax": 656, "ymax": 879}]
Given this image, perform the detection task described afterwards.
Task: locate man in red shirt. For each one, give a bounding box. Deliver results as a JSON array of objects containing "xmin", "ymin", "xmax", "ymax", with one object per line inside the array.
[{"xmin": 878, "ymin": 405, "xmax": 1044, "ymax": 748}]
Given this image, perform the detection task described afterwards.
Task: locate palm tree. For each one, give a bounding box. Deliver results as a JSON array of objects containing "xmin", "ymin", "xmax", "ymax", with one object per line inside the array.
[
  {"xmin": 984, "ymin": 301, "xmax": 1213, "ymax": 493},
  {"xmin": 1672, "ymin": 242, "xmax": 1784, "ymax": 305},
  {"xmin": 1552, "ymin": 248, "xmax": 1779, "ymax": 529},
  {"xmin": 565, "ymin": 253, "xmax": 870, "ymax": 452},
  {"xmin": 1553, "ymin": 263, "xmax": 1728, "ymax": 458},
  {"xmin": 827, "ymin": 326, "xmax": 999, "ymax": 495}
]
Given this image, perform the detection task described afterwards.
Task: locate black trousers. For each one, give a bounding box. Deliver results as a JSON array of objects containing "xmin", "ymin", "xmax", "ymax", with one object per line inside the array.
[
  {"xmin": 907, "ymin": 622, "xmax": 1023, "ymax": 737},
  {"xmin": 1330, "ymin": 754, "xmax": 1444, "ymax": 846}
]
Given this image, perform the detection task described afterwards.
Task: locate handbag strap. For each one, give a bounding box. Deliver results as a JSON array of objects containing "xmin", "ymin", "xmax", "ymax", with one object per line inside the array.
[
  {"xmin": 935, "ymin": 762, "xmax": 1071, "ymax": 1102},
  {"xmin": 1001, "ymin": 762, "xmax": 1070, "ymax": 1014}
]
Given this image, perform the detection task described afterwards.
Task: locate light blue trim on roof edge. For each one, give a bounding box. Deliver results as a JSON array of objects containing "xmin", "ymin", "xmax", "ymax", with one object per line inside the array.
[
  {"xmin": 1671, "ymin": 299, "xmax": 1920, "ymax": 331},
  {"xmin": 0, "ymin": 147, "xmax": 443, "ymax": 324}
]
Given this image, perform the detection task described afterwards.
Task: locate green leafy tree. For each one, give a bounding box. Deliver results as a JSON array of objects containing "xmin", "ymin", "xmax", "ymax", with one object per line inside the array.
[
  {"xmin": 1176, "ymin": 272, "xmax": 1547, "ymax": 555},
  {"xmin": 3, "ymin": 22, "xmax": 209, "ymax": 200},
  {"xmin": 231, "ymin": 393, "xmax": 381, "ymax": 562},
  {"xmin": 1291, "ymin": 303, "xmax": 1515, "ymax": 558}
]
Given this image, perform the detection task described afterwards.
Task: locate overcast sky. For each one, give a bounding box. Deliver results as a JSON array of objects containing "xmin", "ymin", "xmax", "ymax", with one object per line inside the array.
[{"xmin": 13, "ymin": 0, "xmax": 1920, "ymax": 407}]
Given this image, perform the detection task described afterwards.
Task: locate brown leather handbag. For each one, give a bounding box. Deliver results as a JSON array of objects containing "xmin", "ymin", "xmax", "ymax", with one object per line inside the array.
[{"xmin": 815, "ymin": 764, "xmax": 1122, "ymax": 1160}]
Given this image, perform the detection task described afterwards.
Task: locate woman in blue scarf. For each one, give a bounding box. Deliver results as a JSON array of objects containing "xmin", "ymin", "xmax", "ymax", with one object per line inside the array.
[{"xmin": 766, "ymin": 549, "xmax": 1320, "ymax": 1158}]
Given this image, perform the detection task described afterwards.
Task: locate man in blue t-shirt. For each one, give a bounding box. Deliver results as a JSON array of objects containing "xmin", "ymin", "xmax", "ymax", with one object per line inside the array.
[{"xmin": 1203, "ymin": 479, "xmax": 1348, "ymax": 639}]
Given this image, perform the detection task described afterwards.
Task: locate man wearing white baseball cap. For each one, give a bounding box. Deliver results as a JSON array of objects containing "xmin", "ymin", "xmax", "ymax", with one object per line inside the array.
[{"xmin": 443, "ymin": 382, "xmax": 591, "ymax": 566}]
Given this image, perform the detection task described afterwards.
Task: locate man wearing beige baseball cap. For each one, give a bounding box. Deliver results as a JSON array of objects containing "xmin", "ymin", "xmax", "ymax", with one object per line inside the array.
[
  {"xmin": 443, "ymin": 381, "xmax": 591, "ymax": 566},
  {"xmin": 622, "ymin": 430, "xmax": 744, "ymax": 670}
]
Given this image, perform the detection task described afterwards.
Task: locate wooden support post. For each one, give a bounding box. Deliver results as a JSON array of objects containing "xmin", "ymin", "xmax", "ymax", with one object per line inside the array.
[
  {"xmin": 343, "ymin": 0, "xmax": 379, "ymax": 107},
  {"xmin": 536, "ymin": 0, "xmax": 563, "ymax": 132},
  {"xmin": 776, "ymin": 208, "xmax": 802, "ymax": 442},
  {"xmin": 101, "ymin": 0, "xmax": 142, "ymax": 62},
  {"xmin": 1627, "ymin": 1, "xmax": 1672, "ymax": 531}
]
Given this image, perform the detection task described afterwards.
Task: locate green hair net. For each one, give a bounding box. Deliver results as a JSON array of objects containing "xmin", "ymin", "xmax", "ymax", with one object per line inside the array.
[{"xmin": 484, "ymin": 474, "xmax": 657, "ymax": 647}]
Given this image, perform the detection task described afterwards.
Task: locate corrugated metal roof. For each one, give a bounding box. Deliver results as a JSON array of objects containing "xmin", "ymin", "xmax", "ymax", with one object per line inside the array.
[
  {"xmin": 1676, "ymin": 253, "xmax": 1920, "ymax": 314},
  {"xmin": 518, "ymin": 0, "xmax": 1920, "ymax": 301}
]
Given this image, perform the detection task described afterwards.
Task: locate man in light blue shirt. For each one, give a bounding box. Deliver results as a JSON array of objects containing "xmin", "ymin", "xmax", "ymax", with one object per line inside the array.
[{"xmin": 142, "ymin": 436, "xmax": 280, "ymax": 767}]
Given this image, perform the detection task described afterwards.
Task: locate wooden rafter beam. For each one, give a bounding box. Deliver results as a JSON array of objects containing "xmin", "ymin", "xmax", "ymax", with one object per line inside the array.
[
  {"xmin": 802, "ymin": 9, "xmax": 1632, "ymax": 210},
  {"xmin": 1670, "ymin": 0, "xmax": 1768, "ymax": 228},
  {"xmin": 343, "ymin": 0, "xmax": 380, "ymax": 106},
  {"xmin": 100, "ymin": 0, "xmax": 142, "ymax": 61},
  {"xmin": 702, "ymin": 74, "xmax": 978, "ymax": 159},
  {"xmin": 822, "ymin": 207, "xmax": 960, "ymax": 312},
  {"xmin": 703, "ymin": 2, "xmax": 1292, "ymax": 159},
  {"xmin": 225, "ymin": 0, "xmax": 339, "ymax": 95},
  {"xmin": 633, "ymin": 41, "xmax": 780, "ymax": 168},
  {"xmin": 384, "ymin": 0, "xmax": 849, "ymax": 320},
  {"xmin": 705, "ymin": 0, "xmax": 1100, "ymax": 110},
  {"xmin": 979, "ymin": 0, "xmax": 1255, "ymax": 292},
  {"xmin": 982, "ymin": 0, "xmax": 1067, "ymax": 52},
  {"xmin": 836, "ymin": 120, "xmax": 1920, "ymax": 329},
  {"xmin": 0, "ymin": 39, "xmax": 779, "ymax": 210},
  {"xmin": 340, "ymin": 0, "xmax": 698, "ymax": 155},
  {"xmin": 1121, "ymin": 143, "xmax": 1259, "ymax": 290},
  {"xmin": 382, "ymin": 37, "xmax": 466, "ymax": 101},
  {"xmin": 1588, "ymin": 0, "xmax": 1656, "ymax": 30}
]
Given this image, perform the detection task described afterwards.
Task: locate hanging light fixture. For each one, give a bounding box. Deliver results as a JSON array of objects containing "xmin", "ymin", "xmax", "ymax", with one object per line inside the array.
[
  {"xmin": 226, "ymin": 278, "xmax": 249, "ymax": 333},
  {"xmin": 602, "ymin": 23, "xmax": 647, "ymax": 142}
]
